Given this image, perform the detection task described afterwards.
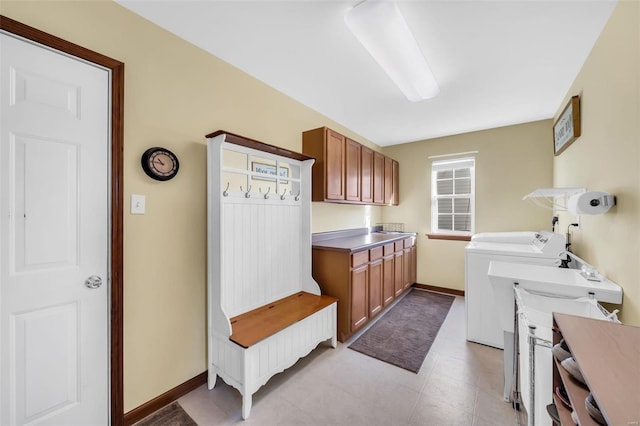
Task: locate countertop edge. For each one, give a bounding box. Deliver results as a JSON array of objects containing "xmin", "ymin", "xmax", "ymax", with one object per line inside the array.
[{"xmin": 311, "ymin": 232, "xmax": 417, "ymax": 253}]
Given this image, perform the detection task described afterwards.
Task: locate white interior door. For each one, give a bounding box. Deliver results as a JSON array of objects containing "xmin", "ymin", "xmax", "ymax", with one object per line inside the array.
[{"xmin": 0, "ymin": 32, "xmax": 110, "ymax": 425}]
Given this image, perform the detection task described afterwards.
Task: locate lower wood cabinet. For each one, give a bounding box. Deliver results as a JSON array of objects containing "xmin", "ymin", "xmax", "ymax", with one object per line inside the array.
[
  {"xmin": 394, "ymin": 250, "xmax": 403, "ymax": 296},
  {"xmin": 350, "ymin": 263, "xmax": 369, "ymax": 332},
  {"xmin": 312, "ymin": 237, "xmax": 417, "ymax": 342},
  {"xmin": 368, "ymin": 249, "xmax": 383, "ymax": 317},
  {"xmin": 382, "ymin": 252, "xmax": 395, "ymax": 307}
]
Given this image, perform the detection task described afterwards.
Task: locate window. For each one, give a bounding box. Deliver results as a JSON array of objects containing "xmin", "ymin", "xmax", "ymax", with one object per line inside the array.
[{"xmin": 431, "ymin": 157, "xmax": 475, "ymax": 236}]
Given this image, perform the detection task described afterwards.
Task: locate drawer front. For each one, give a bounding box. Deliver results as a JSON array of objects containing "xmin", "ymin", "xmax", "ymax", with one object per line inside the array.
[
  {"xmin": 404, "ymin": 237, "xmax": 415, "ymax": 249},
  {"xmin": 383, "ymin": 243, "xmax": 395, "ymax": 256},
  {"xmin": 394, "ymin": 241, "xmax": 404, "ymax": 252},
  {"xmin": 370, "ymin": 246, "xmax": 383, "ymax": 261},
  {"xmin": 352, "ymin": 250, "xmax": 369, "ymax": 268}
]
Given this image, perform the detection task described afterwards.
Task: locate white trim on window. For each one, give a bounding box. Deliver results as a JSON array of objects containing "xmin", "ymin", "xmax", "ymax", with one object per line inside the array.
[{"xmin": 430, "ymin": 157, "xmax": 475, "ymax": 236}]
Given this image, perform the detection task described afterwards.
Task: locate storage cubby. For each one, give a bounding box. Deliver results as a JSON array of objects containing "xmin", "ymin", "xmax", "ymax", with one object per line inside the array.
[{"xmin": 552, "ymin": 313, "xmax": 640, "ymax": 425}]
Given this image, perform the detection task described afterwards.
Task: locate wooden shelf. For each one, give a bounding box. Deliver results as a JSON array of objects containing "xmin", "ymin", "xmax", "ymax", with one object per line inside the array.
[
  {"xmin": 553, "ymin": 313, "xmax": 640, "ymax": 425},
  {"xmin": 552, "ymin": 394, "xmax": 574, "ymax": 426},
  {"xmin": 553, "ymin": 358, "xmax": 597, "ymax": 426}
]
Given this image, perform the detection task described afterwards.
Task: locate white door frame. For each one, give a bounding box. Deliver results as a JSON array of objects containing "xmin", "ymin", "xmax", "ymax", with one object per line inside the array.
[{"xmin": 0, "ymin": 15, "xmax": 125, "ymax": 426}]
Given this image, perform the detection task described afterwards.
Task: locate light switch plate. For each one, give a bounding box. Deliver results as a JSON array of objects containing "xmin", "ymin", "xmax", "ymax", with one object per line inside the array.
[{"xmin": 131, "ymin": 194, "xmax": 145, "ymax": 214}]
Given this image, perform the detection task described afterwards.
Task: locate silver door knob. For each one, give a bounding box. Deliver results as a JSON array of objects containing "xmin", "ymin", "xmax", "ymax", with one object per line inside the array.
[{"xmin": 85, "ymin": 275, "xmax": 102, "ymax": 289}]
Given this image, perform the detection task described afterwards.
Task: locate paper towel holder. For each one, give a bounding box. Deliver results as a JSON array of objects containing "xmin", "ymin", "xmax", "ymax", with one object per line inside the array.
[
  {"xmin": 567, "ymin": 191, "xmax": 616, "ymax": 215},
  {"xmin": 522, "ymin": 187, "xmax": 586, "ymax": 211}
]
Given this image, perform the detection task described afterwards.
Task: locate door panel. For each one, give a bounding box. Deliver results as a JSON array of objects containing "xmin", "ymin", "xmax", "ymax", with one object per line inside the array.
[
  {"xmin": 368, "ymin": 259, "xmax": 383, "ymax": 317},
  {"xmin": 13, "ymin": 302, "xmax": 79, "ymax": 424},
  {"xmin": 11, "ymin": 67, "xmax": 81, "ymax": 118},
  {"xmin": 1, "ymin": 33, "xmax": 109, "ymax": 425},
  {"xmin": 325, "ymin": 129, "xmax": 345, "ymax": 200},
  {"xmin": 345, "ymin": 138, "xmax": 360, "ymax": 202},
  {"xmin": 382, "ymin": 255, "xmax": 394, "ymax": 306},
  {"xmin": 394, "ymin": 251, "xmax": 403, "ymax": 296},
  {"xmin": 360, "ymin": 146, "xmax": 373, "ymax": 204},
  {"xmin": 13, "ymin": 135, "xmax": 78, "ymax": 271},
  {"xmin": 373, "ymin": 152, "xmax": 384, "ymax": 204},
  {"xmin": 351, "ymin": 265, "xmax": 368, "ymax": 331}
]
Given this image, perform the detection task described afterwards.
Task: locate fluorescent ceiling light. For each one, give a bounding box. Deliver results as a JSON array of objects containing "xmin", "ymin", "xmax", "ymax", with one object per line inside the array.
[{"xmin": 345, "ymin": 0, "xmax": 440, "ymax": 102}]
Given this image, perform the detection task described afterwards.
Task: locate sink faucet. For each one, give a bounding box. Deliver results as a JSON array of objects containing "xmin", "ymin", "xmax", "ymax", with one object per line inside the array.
[{"xmin": 560, "ymin": 223, "xmax": 579, "ymax": 268}]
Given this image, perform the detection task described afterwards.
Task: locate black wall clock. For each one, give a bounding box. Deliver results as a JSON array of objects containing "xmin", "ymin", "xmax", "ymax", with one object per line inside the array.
[{"xmin": 141, "ymin": 147, "xmax": 179, "ymax": 181}]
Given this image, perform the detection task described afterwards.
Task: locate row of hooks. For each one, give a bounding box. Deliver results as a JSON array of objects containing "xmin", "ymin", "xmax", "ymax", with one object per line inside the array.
[{"xmin": 222, "ymin": 182, "xmax": 300, "ymax": 201}]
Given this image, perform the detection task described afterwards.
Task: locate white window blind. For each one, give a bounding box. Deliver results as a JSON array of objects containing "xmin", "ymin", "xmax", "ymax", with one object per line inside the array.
[{"xmin": 431, "ymin": 157, "xmax": 475, "ymax": 235}]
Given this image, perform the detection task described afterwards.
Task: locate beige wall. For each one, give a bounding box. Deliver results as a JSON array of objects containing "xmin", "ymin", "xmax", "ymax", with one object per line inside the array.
[
  {"xmin": 382, "ymin": 120, "xmax": 554, "ymax": 291},
  {"xmin": 552, "ymin": 0, "xmax": 639, "ymax": 326},
  {"xmin": 4, "ymin": 0, "xmax": 638, "ymax": 413},
  {"xmin": 1, "ymin": 0, "xmax": 381, "ymax": 411}
]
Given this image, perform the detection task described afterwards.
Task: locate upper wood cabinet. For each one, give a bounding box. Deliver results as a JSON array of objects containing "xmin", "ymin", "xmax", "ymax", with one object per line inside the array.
[
  {"xmin": 384, "ymin": 156, "xmax": 393, "ymax": 205},
  {"xmin": 345, "ymin": 138, "xmax": 361, "ymax": 202},
  {"xmin": 302, "ymin": 127, "xmax": 399, "ymax": 205},
  {"xmin": 360, "ymin": 146, "xmax": 374, "ymax": 204},
  {"xmin": 383, "ymin": 158, "xmax": 400, "ymax": 206},
  {"xmin": 303, "ymin": 127, "xmax": 345, "ymax": 201},
  {"xmin": 373, "ymin": 151, "xmax": 385, "ymax": 204},
  {"xmin": 325, "ymin": 129, "xmax": 346, "ymax": 201},
  {"xmin": 392, "ymin": 160, "xmax": 399, "ymax": 206}
]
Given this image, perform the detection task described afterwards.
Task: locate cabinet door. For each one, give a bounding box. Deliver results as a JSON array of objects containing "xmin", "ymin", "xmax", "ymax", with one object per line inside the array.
[
  {"xmin": 351, "ymin": 264, "xmax": 369, "ymax": 332},
  {"xmin": 382, "ymin": 255, "xmax": 395, "ymax": 306},
  {"xmin": 403, "ymin": 248, "xmax": 411, "ymax": 289},
  {"xmin": 361, "ymin": 146, "xmax": 374, "ymax": 204},
  {"xmin": 326, "ymin": 129, "xmax": 345, "ymax": 200},
  {"xmin": 345, "ymin": 138, "xmax": 361, "ymax": 202},
  {"xmin": 384, "ymin": 156, "xmax": 393, "ymax": 205},
  {"xmin": 394, "ymin": 251, "xmax": 403, "ymax": 296},
  {"xmin": 392, "ymin": 159, "xmax": 399, "ymax": 205},
  {"xmin": 410, "ymin": 245, "xmax": 417, "ymax": 284},
  {"xmin": 373, "ymin": 152, "xmax": 385, "ymax": 204},
  {"xmin": 369, "ymin": 259, "xmax": 383, "ymax": 317}
]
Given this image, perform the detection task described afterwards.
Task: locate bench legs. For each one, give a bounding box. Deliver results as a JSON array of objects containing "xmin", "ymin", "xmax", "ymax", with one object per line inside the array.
[
  {"xmin": 241, "ymin": 394, "xmax": 252, "ymax": 420},
  {"xmin": 208, "ymin": 367, "xmax": 217, "ymax": 390}
]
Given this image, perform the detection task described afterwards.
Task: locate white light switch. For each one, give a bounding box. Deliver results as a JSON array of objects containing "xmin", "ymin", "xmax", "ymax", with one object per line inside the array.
[{"xmin": 131, "ymin": 194, "xmax": 146, "ymax": 214}]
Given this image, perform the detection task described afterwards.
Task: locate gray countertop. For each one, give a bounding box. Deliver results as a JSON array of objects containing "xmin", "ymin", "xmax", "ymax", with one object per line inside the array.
[{"xmin": 311, "ymin": 230, "xmax": 416, "ymax": 253}]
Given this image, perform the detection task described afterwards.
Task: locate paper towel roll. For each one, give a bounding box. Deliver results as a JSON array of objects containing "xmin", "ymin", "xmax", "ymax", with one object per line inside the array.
[{"xmin": 567, "ymin": 191, "xmax": 616, "ymax": 215}]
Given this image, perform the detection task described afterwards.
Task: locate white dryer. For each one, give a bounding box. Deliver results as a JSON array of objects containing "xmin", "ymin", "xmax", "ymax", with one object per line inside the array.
[{"xmin": 464, "ymin": 231, "xmax": 565, "ymax": 349}]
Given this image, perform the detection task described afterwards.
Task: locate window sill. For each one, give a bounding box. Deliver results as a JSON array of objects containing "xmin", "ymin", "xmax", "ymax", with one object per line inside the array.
[{"xmin": 426, "ymin": 233, "xmax": 471, "ymax": 242}]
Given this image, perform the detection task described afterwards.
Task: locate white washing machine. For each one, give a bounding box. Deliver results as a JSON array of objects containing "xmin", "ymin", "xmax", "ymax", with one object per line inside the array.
[{"xmin": 464, "ymin": 231, "xmax": 566, "ymax": 349}]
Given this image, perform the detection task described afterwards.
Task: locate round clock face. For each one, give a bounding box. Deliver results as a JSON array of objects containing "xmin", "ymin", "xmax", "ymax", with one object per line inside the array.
[{"xmin": 141, "ymin": 147, "xmax": 179, "ymax": 181}]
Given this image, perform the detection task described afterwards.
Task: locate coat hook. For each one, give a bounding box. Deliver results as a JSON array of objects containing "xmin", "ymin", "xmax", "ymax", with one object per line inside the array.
[
  {"xmin": 295, "ymin": 189, "xmax": 301, "ymax": 201},
  {"xmin": 280, "ymin": 188, "xmax": 287, "ymax": 200},
  {"xmin": 260, "ymin": 187, "xmax": 271, "ymax": 199},
  {"xmin": 222, "ymin": 182, "xmax": 230, "ymax": 197},
  {"xmin": 240, "ymin": 185, "xmax": 252, "ymax": 198}
]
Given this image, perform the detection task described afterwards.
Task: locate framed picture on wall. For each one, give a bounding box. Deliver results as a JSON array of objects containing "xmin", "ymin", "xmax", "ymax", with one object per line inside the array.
[{"xmin": 553, "ymin": 95, "xmax": 581, "ymax": 156}]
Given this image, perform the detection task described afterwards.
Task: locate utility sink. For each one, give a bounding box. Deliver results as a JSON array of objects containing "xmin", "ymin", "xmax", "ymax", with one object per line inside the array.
[{"xmin": 488, "ymin": 261, "xmax": 622, "ymax": 333}]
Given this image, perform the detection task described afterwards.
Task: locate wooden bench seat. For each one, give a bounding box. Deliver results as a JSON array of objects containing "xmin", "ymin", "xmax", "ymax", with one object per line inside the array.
[{"xmin": 230, "ymin": 291, "xmax": 338, "ymax": 348}]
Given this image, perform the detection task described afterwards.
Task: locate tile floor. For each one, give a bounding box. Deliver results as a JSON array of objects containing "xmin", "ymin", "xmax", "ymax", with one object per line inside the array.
[{"xmin": 178, "ymin": 293, "xmax": 518, "ymax": 425}]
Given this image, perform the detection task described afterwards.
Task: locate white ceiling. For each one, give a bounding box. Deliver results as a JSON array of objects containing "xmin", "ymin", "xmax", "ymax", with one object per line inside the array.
[{"xmin": 117, "ymin": 0, "xmax": 617, "ymax": 146}]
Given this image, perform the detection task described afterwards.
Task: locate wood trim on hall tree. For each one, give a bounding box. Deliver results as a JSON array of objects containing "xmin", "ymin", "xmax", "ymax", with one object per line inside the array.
[{"xmin": 0, "ymin": 15, "xmax": 126, "ymax": 426}]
